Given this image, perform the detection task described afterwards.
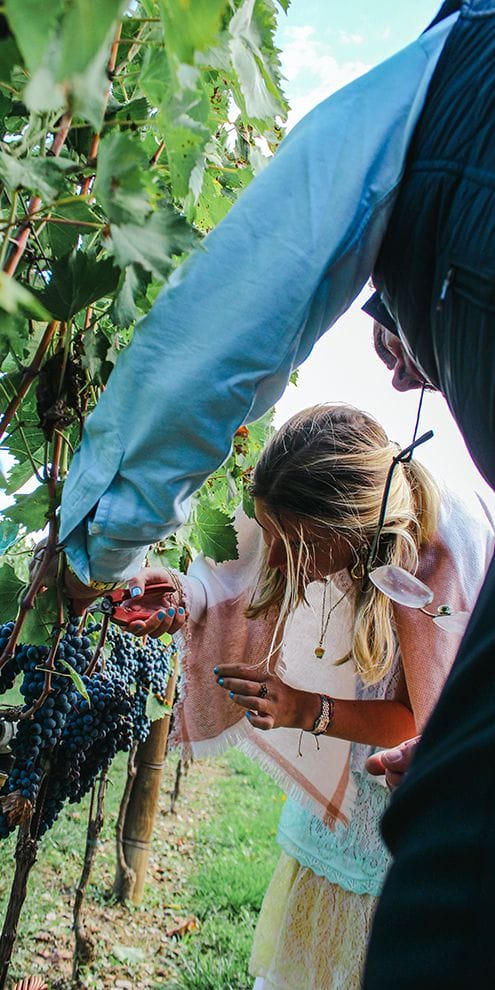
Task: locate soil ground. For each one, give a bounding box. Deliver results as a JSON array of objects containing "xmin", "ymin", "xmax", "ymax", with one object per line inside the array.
[{"xmin": 0, "ymin": 749, "xmax": 282, "ymax": 990}]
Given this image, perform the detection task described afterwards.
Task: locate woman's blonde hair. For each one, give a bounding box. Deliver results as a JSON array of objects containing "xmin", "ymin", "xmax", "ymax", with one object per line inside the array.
[{"xmin": 248, "ymin": 403, "xmax": 440, "ymax": 684}]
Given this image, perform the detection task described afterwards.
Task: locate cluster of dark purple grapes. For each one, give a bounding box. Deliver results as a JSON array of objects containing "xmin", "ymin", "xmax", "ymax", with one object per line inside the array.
[
  {"xmin": 0, "ymin": 621, "xmax": 18, "ymax": 694},
  {"xmin": 106, "ymin": 628, "xmax": 173, "ymax": 743},
  {"xmin": 0, "ymin": 617, "xmax": 174, "ymax": 839},
  {"xmin": 37, "ymin": 672, "xmax": 135, "ymax": 835}
]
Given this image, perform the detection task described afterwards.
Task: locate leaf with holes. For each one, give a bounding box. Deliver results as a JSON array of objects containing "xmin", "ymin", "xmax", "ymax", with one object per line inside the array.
[{"xmin": 107, "ymin": 209, "xmax": 194, "ymax": 280}]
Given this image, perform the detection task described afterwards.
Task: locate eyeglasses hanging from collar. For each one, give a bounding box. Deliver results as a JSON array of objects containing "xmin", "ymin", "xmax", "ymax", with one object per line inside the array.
[{"xmin": 366, "ymin": 384, "xmax": 471, "ymax": 637}]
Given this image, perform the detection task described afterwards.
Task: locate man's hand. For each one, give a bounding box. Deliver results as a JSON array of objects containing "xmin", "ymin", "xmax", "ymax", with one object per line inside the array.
[
  {"xmin": 366, "ymin": 735, "xmax": 421, "ymax": 791},
  {"xmin": 64, "ymin": 568, "xmax": 105, "ymax": 615},
  {"xmin": 30, "ymin": 540, "xmax": 101, "ymax": 615}
]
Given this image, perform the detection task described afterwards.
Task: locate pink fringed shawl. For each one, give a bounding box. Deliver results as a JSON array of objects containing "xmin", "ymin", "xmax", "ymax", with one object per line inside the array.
[{"xmin": 172, "ymin": 490, "xmax": 493, "ymax": 826}]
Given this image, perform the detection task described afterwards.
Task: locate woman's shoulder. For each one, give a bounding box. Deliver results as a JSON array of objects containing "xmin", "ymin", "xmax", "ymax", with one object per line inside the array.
[
  {"xmin": 416, "ymin": 482, "xmax": 494, "ymax": 606},
  {"xmin": 435, "ymin": 484, "xmax": 495, "ymax": 559}
]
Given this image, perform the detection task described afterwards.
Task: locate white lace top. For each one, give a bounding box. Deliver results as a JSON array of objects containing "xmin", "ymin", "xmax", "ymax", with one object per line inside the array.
[
  {"xmin": 276, "ymin": 661, "xmax": 399, "ymax": 896},
  {"xmin": 277, "ymin": 773, "xmax": 390, "ymax": 896}
]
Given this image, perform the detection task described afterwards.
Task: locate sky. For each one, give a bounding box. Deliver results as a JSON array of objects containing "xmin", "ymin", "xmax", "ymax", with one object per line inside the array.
[{"xmin": 272, "ymin": 1, "xmax": 495, "ymax": 521}]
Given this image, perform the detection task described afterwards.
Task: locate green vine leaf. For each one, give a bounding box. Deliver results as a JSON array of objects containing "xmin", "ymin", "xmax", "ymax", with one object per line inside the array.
[
  {"xmin": 107, "ymin": 210, "xmax": 194, "ymax": 280},
  {"xmin": 2, "ymin": 485, "xmax": 55, "ymax": 535},
  {"xmin": 4, "ymin": 0, "xmax": 63, "ymax": 75},
  {"xmin": 33, "ymin": 251, "xmax": 120, "ymax": 320},
  {"xmin": 229, "ymin": 0, "xmax": 288, "ymax": 124},
  {"xmin": 147, "ymin": 544, "xmax": 183, "ymax": 572},
  {"xmin": 0, "ymin": 562, "xmax": 25, "ymax": 624},
  {"xmin": 58, "ymin": 657, "xmax": 91, "ymax": 702},
  {"xmin": 111, "ymin": 266, "xmax": 150, "ymax": 328},
  {"xmin": 47, "ymin": 201, "xmax": 101, "ymax": 257},
  {"xmin": 0, "ymin": 522, "xmax": 20, "ymax": 556},
  {"xmin": 158, "ymin": 0, "xmax": 228, "ymax": 65},
  {"xmin": 242, "ymin": 488, "xmax": 255, "ymax": 519},
  {"xmin": 82, "ymin": 327, "xmax": 119, "ymax": 386},
  {"xmin": 145, "ymin": 689, "xmax": 172, "ymax": 723},
  {"xmin": 193, "ymin": 504, "xmax": 238, "ymax": 563},
  {"xmin": 0, "ymin": 272, "xmax": 50, "ymax": 319},
  {"xmin": 19, "ymin": 0, "xmax": 126, "ymax": 127},
  {"xmin": 4, "ymin": 446, "xmax": 44, "ymax": 496},
  {"xmin": 21, "ymin": 586, "xmax": 60, "ymax": 647},
  {"xmin": 56, "ymin": 0, "xmax": 126, "ymax": 81},
  {"xmin": 0, "ymin": 152, "xmax": 78, "ymax": 204},
  {"xmin": 94, "ymin": 131, "xmax": 151, "ymax": 225}
]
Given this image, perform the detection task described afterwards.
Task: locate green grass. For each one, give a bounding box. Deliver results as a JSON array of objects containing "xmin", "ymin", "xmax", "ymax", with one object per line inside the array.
[
  {"xmin": 0, "ymin": 746, "xmax": 282, "ymax": 989},
  {"xmin": 167, "ymin": 748, "xmax": 282, "ymax": 990}
]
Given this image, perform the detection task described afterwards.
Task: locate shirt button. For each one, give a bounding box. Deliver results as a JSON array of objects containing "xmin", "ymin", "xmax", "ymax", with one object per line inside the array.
[{"xmin": 89, "ymin": 522, "xmax": 101, "ymax": 535}]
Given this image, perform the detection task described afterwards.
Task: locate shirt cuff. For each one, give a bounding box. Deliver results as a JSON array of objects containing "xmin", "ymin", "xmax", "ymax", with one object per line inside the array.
[{"xmin": 63, "ymin": 521, "xmax": 147, "ymax": 586}]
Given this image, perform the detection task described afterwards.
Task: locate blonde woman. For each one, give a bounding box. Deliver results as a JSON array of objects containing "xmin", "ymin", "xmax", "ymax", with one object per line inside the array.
[{"xmin": 123, "ymin": 404, "xmax": 493, "ymax": 990}]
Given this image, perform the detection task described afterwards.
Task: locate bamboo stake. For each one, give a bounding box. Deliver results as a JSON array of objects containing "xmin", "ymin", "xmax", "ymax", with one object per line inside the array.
[{"xmin": 113, "ymin": 656, "xmax": 178, "ymax": 904}]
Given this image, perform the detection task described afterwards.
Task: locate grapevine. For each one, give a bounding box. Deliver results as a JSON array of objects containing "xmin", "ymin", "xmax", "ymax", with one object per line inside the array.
[
  {"xmin": 0, "ymin": 0, "xmax": 285, "ymax": 982},
  {"xmin": 0, "ymin": 617, "xmax": 174, "ymax": 841}
]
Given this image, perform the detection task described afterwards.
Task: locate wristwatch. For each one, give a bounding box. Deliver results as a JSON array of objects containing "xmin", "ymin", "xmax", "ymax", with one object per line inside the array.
[{"xmin": 311, "ymin": 695, "xmax": 335, "ymax": 736}]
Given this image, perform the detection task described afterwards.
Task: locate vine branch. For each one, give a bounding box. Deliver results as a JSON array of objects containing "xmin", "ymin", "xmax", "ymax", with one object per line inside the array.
[{"xmin": 3, "ymin": 113, "xmax": 72, "ymax": 277}]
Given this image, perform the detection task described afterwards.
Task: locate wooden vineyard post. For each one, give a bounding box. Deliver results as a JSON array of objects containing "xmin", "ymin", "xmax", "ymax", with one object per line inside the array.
[{"xmin": 114, "ymin": 654, "xmax": 179, "ymax": 904}]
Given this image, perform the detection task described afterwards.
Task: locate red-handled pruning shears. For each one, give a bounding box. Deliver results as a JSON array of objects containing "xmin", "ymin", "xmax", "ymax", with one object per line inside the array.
[{"xmin": 97, "ymin": 581, "xmax": 178, "ymax": 626}]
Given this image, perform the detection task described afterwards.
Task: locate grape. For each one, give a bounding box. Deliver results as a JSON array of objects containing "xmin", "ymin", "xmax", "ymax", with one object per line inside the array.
[{"xmin": 0, "ymin": 615, "xmax": 175, "ymax": 839}]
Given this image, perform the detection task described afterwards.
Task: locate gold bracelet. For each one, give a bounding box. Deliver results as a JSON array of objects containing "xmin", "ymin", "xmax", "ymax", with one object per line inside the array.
[{"xmin": 64, "ymin": 554, "xmax": 125, "ymax": 593}]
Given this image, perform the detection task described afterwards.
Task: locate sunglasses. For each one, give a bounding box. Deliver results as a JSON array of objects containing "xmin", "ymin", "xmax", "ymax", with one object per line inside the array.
[{"xmin": 366, "ymin": 386, "xmax": 470, "ymax": 637}]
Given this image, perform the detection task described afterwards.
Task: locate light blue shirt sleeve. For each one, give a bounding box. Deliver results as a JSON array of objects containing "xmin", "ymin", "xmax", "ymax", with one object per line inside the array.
[{"xmin": 59, "ymin": 15, "xmax": 458, "ymax": 584}]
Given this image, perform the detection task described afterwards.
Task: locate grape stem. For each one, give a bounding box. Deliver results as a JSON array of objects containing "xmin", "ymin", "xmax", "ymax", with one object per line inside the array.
[
  {"xmin": 72, "ymin": 769, "xmax": 108, "ymax": 980},
  {"xmin": 84, "ymin": 614, "xmax": 110, "ymax": 678}
]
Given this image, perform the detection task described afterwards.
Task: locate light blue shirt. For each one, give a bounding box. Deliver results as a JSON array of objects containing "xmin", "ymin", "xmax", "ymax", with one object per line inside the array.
[{"xmin": 60, "ymin": 14, "xmax": 458, "ymax": 584}]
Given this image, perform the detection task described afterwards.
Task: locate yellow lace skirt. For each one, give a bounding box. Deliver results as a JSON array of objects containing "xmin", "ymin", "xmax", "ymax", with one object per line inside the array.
[{"xmin": 250, "ymin": 852, "xmax": 378, "ymax": 990}]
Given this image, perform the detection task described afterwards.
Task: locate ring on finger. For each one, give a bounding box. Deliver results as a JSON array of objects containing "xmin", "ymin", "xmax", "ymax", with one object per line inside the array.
[{"xmin": 258, "ymin": 682, "xmax": 268, "ymax": 699}]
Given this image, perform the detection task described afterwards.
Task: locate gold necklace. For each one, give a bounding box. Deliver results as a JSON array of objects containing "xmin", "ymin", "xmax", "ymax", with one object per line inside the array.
[{"xmin": 314, "ymin": 581, "xmax": 349, "ymax": 658}]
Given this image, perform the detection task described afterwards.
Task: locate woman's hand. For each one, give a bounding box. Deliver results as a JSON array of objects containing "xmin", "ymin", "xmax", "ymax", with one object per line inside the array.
[
  {"xmin": 117, "ymin": 567, "xmax": 187, "ymax": 638},
  {"xmin": 213, "ymin": 663, "xmax": 321, "ymax": 731}
]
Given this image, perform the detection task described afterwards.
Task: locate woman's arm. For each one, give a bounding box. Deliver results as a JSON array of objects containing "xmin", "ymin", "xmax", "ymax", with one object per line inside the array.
[{"xmin": 214, "ymin": 663, "xmax": 416, "ymax": 748}]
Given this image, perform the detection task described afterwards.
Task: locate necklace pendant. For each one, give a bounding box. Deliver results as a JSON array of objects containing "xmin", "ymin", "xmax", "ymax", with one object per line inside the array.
[{"xmin": 314, "ymin": 646, "xmax": 325, "ymax": 659}]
